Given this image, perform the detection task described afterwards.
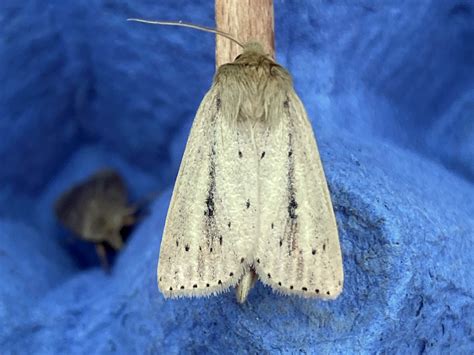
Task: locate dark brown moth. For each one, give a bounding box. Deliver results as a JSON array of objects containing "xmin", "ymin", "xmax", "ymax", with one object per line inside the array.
[{"xmin": 55, "ymin": 169, "xmax": 137, "ymax": 269}]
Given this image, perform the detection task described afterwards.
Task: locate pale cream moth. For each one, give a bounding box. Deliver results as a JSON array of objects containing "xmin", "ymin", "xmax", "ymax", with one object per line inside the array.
[{"xmin": 129, "ymin": 19, "xmax": 344, "ymax": 303}]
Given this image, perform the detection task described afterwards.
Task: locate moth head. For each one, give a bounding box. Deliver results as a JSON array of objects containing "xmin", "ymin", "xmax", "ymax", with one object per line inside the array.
[
  {"xmin": 233, "ymin": 42, "xmax": 272, "ymax": 63},
  {"xmin": 83, "ymin": 206, "xmax": 136, "ymax": 249},
  {"xmin": 242, "ymin": 42, "xmax": 265, "ymax": 55}
]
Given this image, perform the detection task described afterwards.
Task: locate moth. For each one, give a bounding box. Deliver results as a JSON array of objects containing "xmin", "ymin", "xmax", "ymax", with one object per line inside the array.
[
  {"xmin": 129, "ymin": 20, "xmax": 344, "ymax": 302},
  {"xmin": 55, "ymin": 169, "xmax": 137, "ymax": 270}
]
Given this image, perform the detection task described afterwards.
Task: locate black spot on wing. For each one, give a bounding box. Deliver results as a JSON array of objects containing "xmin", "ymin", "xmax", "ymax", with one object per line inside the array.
[
  {"xmin": 206, "ymin": 194, "xmax": 215, "ymax": 217},
  {"xmin": 288, "ymin": 196, "xmax": 298, "ymax": 219},
  {"xmin": 204, "ymin": 158, "xmax": 216, "ymax": 237}
]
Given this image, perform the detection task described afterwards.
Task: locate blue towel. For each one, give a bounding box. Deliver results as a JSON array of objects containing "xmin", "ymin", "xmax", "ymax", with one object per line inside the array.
[{"xmin": 0, "ymin": 1, "xmax": 473, "ymax": 353}]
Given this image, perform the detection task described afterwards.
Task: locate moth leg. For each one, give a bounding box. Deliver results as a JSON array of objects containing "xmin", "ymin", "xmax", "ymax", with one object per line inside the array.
[
  {"xmin": 95, "ymin": 243, "xmax": 109, "ymax": 272},
  {"xmin": 107, "ymin": 233, "xmax": 124, "ymax": 250}
]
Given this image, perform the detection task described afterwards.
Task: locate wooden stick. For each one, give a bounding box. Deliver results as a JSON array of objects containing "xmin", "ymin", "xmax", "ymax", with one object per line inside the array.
[
  {"xmin": 215, "ymin": 0, "xmax": 275, "ymax": 66},
  {"xmin": 215, "ymin": 0, "xmax": 275, "ymax": 303}
]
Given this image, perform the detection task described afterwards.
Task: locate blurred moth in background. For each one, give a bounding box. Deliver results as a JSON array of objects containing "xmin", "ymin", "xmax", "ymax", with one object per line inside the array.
[
  {"xmin": 128, "ymin": 20, "xmax": 343, "ymax": 303},
  {"xmin": 55, "ymin": 169, "xmax": 137, "ymax": 270}
]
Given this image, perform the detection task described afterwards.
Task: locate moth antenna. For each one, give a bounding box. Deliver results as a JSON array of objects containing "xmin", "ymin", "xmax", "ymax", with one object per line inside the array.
[{"xmin": 127, "ymin": 19, "xmax": 244, "ymax": 48}]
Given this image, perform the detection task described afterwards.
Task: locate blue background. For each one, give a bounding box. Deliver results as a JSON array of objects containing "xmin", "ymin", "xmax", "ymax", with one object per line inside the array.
[{"xmin": 1, "ymin": 0, "xmax": 473, "ymax": 353}]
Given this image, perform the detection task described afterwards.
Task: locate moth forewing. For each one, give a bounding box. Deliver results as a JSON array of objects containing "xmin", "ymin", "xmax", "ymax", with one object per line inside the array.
[
  {"xmin": 158, "ymin": 89, "xmax": 256, "ymax": 298},
  {"xmin": 254, "ymin": 90, "xmax": 343, "ymax": 299},
  {"xmin": 158, "ymin": 42, "xmax": 343, "ymax": 301}
]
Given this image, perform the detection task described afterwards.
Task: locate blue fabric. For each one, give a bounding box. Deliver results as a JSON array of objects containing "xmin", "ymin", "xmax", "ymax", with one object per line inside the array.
[{"xmin": 1, "ymin": 0, "xmax": 473, "ymax": 353}]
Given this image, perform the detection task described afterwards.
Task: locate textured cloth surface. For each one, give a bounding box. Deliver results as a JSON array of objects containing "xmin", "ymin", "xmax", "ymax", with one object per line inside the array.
[{"xmin": 0, "ymin": 1, "xmax": 473, "ymax": 353}]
